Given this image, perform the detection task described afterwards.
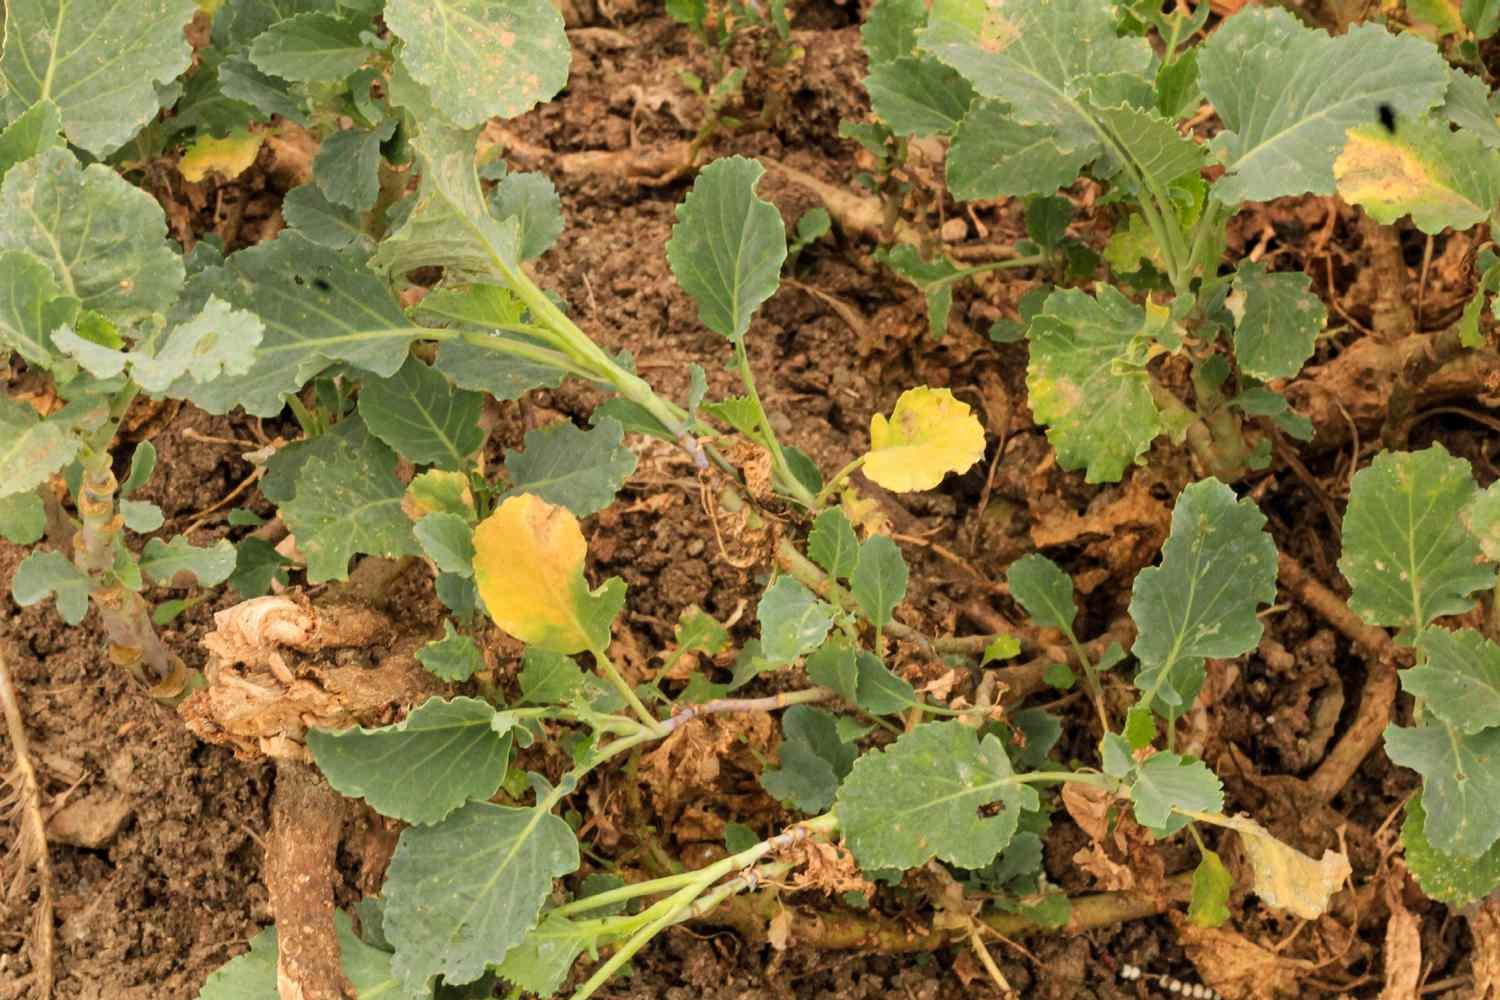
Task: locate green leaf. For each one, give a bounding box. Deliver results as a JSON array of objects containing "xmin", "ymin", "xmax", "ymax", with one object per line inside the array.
[
  {"xmin": 370, "ymin": 83, "xmax": 520, "ymax": 282},
  {"xmin": 1006, "ymin": 553, "xmax": 1076, "ymax": 632},
  {"xmin": 1334, "ymin": 116, "xmax": 1500, "ymax": 234},
  {"xmin": 503, "ymin": 417, "xmax": 637, "ymax": 518},
  {"xmin": 1025, "ymin": 285, "xmax": 1161, "ymax": 483},
  {"xmin": 425, "ymin": 289, "xmax": 567, "ymax": 403},
  {"xmin": 1089, "ymin": 102, "xmax": 1208, "ymax": 198},
  {"xmin": 358, "ymin": 355, "xmax": 485, "ymax": 468},
  {"xmin": 1188, "ymin": 850, "xmax": 1232, "ymax": 928},
  {"xmin": 862, "ymin": 0, "xmax": 924, "ymax": 66},
  {"xmin": 0, "ymin": 0, "xmax": 197, "ymax": 155},
  {"xmin": 177, "ymin": 233, "xmax": 415, "ymax": 416},
  {"xmin": 854, "ymin": 650, "xmax": 919, "ymax": 715},
  {"xmin": 517, "ymin": 648, "xmax": 618, "ymax": 711},
  {"xmin": 413, "ymin": 512, "xmax": 476, "ymax": 577},
  {"xmin": 11, "ymin": 550, "xmax": 90, "ymax": 624},
  {"xmin": 0, "ymin": 100, "xmax": 65, "ymax": 181},
  {"xmin": 1130, "ymin": 479, "xmax": 1277, "ymax": 711},
  {"xmin": 140, "ymin": 536, "xmax": 236, "ymax": 587},
  {"xmin": 282, "ymin": 183, "xmax": 372, "ymax": 251},
  {"xmin": 1443, "ymin": 71, "xmax": 1500, "ymax": 151},
  {"xmin": 120, "ymin": 500, "xmax": 164, "ymax": 533},
  {"xmin": 385, "ymin": 0, "xmax": 569, "ymax": 126},
  {"xmin": 947, "ymin": 99, "xmax": 1089, "ymax": 200},
  {"xmin": 1339, "ymin": 445, "xmax": 1491, "ymax": 630},
  {"xmin": 405, "ymin": 469, "xmax": 477, "ymax": 521},
  {"xmin": 418, "ymin": 622, "xmax": 485, "ymax": 682},
  {"xmin": 1227, "ymin": 261, "xmax": 1326, "ymax": 382},
  {"xmin": 0, "ymin": 491, "xmax": 46, "ymax": 544},
  {"xmin": 761, "ymin": 705, "xmax": 856, "ymax": 813},
  {"xmin": 757, "ymin": 576, "xmax": 835, "ymax": 664},
  {"xmin": 492, "ymin": 910, "xmax": 590, "ymax": 997},
  {"xmin": 1466, "ymin": 479, "xmax": 1500, "ymax": 562},
  {"xmin": 835, "ymin": 720, "xmax": 1039, "ymax": 870},
  {"xmin": 218, "ymin": 55, "xmax": 309, "ymax": 125},
  {"xmin": 313, "ymin": 120, "xmax": 395, "ymax": 212},
  {"xmin": 131, "ymin": 296, "xmax": 266, "ymax": 394},
  {"xmin": 1401, "ymin": 792, "xmax": 1500, "ymax": 905},
  {"xmin": 0, "ymin": 148, "xmax": 184, "ymax": 322},
  {"xmin": 0, "ymin": 397, "xmax": 79, "ymax": 500},
  {"xmin": 982, "ymin": 634, "xmax": 1021, "ymax": 665},
  {"xmin": 281, "ymin": 433, "xmax": 419, "ymax": 583},
  {"xmin": 0, "ymin": 249, "xmax": 64, "ymax": 370},
  {"xmin": 875, "ymin": 244, "xmax": 960, "ymax": 338},
  {"xmin": 808, "ymin": 509, "xmax": 859, "ymax": 581},
  {"xmin": 850, "ymin": 534, "xmax": 908, "ymax": 629},
  {"xmin": 1127, "ymin": 750, "xmax": 1223, "ymax": 833},
  {"xmin": 198, "ymin": 911, "xmax": 396, "ymax": 1000},
  {"xmin": 867, "ymin": 57, "xmax": 974, "ymax": 137},
  {"xmin": 666, "ymin": 156, "xmax": 787, "ymax": 343},
  {"xmin": 308, "ymin": 696, "xmax": 512, "ymax": 825},
  {"xmin": 228, "ymin": 538, "xmax": 291, "ymax": 598},
  {"xmin": 383, "ymin": 800, "xmax": 580, "ymax": 993},
  {"xmin": 1385, "ymin": 721, "xmax": 1500, "ymax": 857},
  {"xmin": 248, "ymin": 10, "xmax": 372, "ymax": 82},
  {"xmin": 1467, "ymin": 0, "xmax": 1500, "ymax": 37},
  {"xmin": 261, "ymin": 417, "xmax": 370, "ymax": 505},
  {"xmin": 491, "ymin": 172, "xmax": 564, "ymax": 261},
  {"xmin": 1197, "ymin": 7, "xmax": 1449, "ymax": 203},
  {"xmin": 1405, "ymin": 628, "xmax": 1500, "ymax": 735},
  {"xmin": 806, "ymin": 640, "xmax": 859, "ymax": 703}
]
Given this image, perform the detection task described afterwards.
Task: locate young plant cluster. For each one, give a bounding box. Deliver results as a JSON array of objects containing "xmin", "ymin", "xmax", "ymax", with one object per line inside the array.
[{"xmin": 0, "ymin": 0, "xmax": 1498, "ymax": 997}]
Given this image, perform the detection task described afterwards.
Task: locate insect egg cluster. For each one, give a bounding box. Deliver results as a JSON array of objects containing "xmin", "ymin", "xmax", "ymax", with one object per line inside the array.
[{"xmin": 1118, "ymin": 964, "xmax": 1221, "ymax": 999}]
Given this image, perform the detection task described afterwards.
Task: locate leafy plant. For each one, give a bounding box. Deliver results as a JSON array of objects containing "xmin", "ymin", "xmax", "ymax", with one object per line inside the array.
[
  {"xmin": 4, "ymin": 0, "xmax": 1497, "ymax": 996},
  {"xmin": 846, "ymin": 0, "xmax": 1500, "ymax": 484}
]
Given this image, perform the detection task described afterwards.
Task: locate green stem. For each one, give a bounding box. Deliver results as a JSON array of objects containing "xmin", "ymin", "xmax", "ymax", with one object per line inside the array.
[
  {"xmin": 1060, "ymin": 624, "xmax": 1111, "ymax": 733},
  {"xmin": 936, "ymin": 254, "xmax": 1050, "ymax": 289},
  {"xmin": 733, "ymin": 338, "xmax": 818, "ymax": 508},
  {"xmin": 590, "ymin": 646, "xmax": 661, "ymax": 732},
  {"xmin": 813, "ymin": 454, "xmax": 868, "ymax": 510}
]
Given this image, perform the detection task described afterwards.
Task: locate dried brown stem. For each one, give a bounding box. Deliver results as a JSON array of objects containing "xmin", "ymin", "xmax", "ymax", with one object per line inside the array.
[
  {"xmin": 695, "ymin": 872, "xmax": 1192, "ymax": 952},
  {"xmin": 267, "ymin": 759, "xmax": 351, "ymax": 1000},
  {"xmin": 0, "ymin": 646, "xmax": 54, "ymax": 1000},
  {"xmin": 1277, "ymin": 553, "xmax": 1404, "ymax": 801}
]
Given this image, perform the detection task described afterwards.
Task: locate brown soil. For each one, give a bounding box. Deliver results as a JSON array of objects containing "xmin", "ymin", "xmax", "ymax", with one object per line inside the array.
[{"xmin": 1, "ymin": 4, "xmax": 1489, "ymax": 999}]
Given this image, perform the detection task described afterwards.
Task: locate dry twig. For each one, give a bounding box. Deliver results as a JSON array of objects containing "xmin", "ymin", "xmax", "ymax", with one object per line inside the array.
[{"xmin": 0, "ymin": 646, "xmax": 54, "ymax": 1000}]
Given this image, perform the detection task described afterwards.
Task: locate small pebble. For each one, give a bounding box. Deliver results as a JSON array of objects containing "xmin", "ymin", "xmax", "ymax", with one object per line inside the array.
[{"xmin": 940, "ymin": 217, "xmax": 968, "ymax": 242}]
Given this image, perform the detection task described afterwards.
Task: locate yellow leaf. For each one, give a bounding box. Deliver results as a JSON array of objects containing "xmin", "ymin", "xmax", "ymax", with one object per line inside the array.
[
  {"xmin": 863, "ymin": 386, "xmax": 985, "ymax": 492},
  {"xmin": 1333, "ymin": 120, "xmax": 1498, "ymax": 235},
  {"xmin": 1215, "ymin": 815, "xmax": 1350, "ymax": 919},
  {"xmin": 179, "ymin": 130, "xmax": 263, "ymax": 183},
  {"xmin": 472, "ymin": 494, "xmax": 621, "ymax": 654}
]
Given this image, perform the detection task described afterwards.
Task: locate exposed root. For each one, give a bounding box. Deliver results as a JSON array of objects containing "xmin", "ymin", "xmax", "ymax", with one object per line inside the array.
[
  {"xmin": 267, "ymin": 759, "xmax": 351, "ymax": 1000},
  {"xmin": 0, "ymin": 646, "xmax": 54, "ymax": 1000},
  {"xmin": 1276, "ymin": 553, "xmax": 1406, "ymax": 801},
  {"xmin": 759, "ymin": 157, "xmax": 922, "ymax": 245}
]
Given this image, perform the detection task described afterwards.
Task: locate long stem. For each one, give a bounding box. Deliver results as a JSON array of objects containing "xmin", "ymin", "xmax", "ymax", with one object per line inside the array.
[
  {"xmin": 733, "ymin": 338, "xmax": 818, "ymax": 508},
  {"xmin": 813, "ymin": 454, "xmax": 868, "ymax": 510},
  {"xmin": 590, "ymin": 646, "xmax": 660, "ymax": 731}
]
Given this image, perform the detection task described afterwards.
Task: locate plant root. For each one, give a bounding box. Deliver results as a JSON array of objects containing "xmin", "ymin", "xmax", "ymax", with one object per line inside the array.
[
  {"xmin": 1276, "ymin": 553, "xmax": 1406, "ymax": 801},
  {"xmin": 267, "ymin": 758, "xmax": 352, "ymax": 1000},
  {"xmin": 760, "ymin": 157, "xmax": 923, "ymax": 245},
  {"xmin": 0, "ymin": 645, "xmax": 54, "ymax": 1000}
]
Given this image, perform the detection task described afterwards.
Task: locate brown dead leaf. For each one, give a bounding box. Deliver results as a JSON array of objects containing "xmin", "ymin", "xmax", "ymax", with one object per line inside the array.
[
  {"xmin": 639, "ymin": 713, "xmax": 774, "ymax": 816},
  {"xmin": 1471, "ymin": 896, "xmax": 1500, "ymax": 999},
  {"xmin": 1061, "ymin": 782, "xmax": 1114, "ymax": 842},
  {"xmin": 1380, "ymin": 879, "xmax": 1420, "ymax": 1000},
  {"xmin": 785, "ymin": 839, "xmax": 873, "ymax": 898},
  {"xmin": 1175, "ymin": 918, "xmax": 1317, "ymax": 1000},
  {"xmin": 1073, "ymin": 843, "xmax": 1135, "ymax": 891}
]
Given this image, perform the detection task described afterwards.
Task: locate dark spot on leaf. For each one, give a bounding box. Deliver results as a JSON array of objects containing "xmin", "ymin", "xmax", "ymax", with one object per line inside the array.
[
  {"xmin": 293, "ymin": 274, "xmax": 305, "ymax": 285},
  {"xmin": 1377, "ymin": 103, "xmax": 1396, "ymax": 133},
  {"xmin": 313, "ymin": 278, "xmax": 331, "ymax": 292}
]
